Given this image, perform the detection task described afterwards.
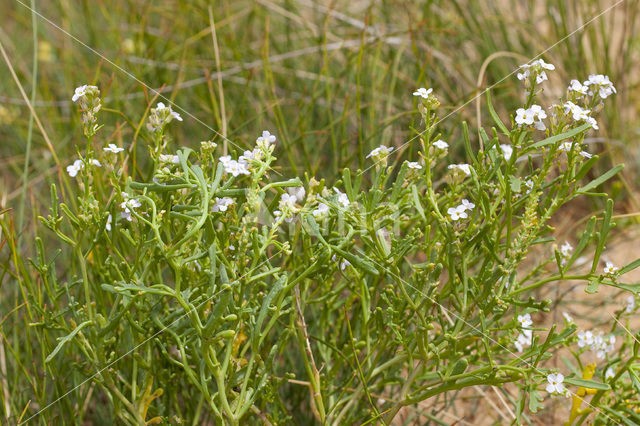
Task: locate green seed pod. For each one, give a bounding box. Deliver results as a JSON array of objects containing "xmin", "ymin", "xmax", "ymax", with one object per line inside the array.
[
  {"xmin": 451, "ymin": 358, "xmax": 468, "ymax": 376},
  {"xmin": 216, "ymin": 330, "xmax": 235, "ymax": 339}
]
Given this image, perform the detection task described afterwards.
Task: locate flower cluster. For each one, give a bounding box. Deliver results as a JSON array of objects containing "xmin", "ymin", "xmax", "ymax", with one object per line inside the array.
[
  {"xmin": 517, "ymin": 59, "xmax": 555, "ymax": 85},
  {"xmin": 558, "ymin": 141, "xmax": 592, "ymax": 159},
  {"xmin": 219, "ymin": 131, "xmax": 277, "ymax": 177},
  {"xmin": 563, "ymin": 101, "xmax": 598, "ymax": 129},
  {"xmin": 577, "ymin": 330, "xmax": 616, "ymax": 359},
  {"xmin": 582, "ymin": 74, "xmax": 617, "ymax": 99},
  {"xmin": 72, "ymin": 85, "xmax": 102, "ymax": 136},
  {"xmin": 146, "ymin": 102, "xmax": 183, "ymax": 134}
]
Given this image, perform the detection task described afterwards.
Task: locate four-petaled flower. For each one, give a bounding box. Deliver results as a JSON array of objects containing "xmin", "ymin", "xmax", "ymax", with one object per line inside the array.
[
  {"xmin": 447, "ymin": 206, "xmax": 467, "ymax": 221},
  {"xmin": 432, "ymin": 139, "xmax": 449, "ymax": 150},
  {"xmin": 66, "ymin": 159, "xmax": 84, "ymax": 177},
  {"xmin": 159, "ymin": 154, "xmax": 180, "ymax": 164},
  {"xmin": 156, "ymin": 102, "xmax": 183, "ymax": 121},
  {"xmin": 546, "ymin": 373, "xmax": 567, "ymax": 396},
  {"xmin": 366, "ymin": 145, "xmax": 394, "ymax": 159},
  {"xmin": 212, "ymin": 197, "xmax": 235, "ymax": 212},
  {"xmin": 517, "ymin": 313, "xmax": 533, "ymax": 328},
  {"xmin": 448, "ymin": 163, "xmax": 471, "ymax": 176},
  {"xmin": 333, "ymin": 188, "xmax": 350, "ymax": 207},
  {"xmin": 104, "ymin": 143, "xmax": 124, "ymax": 153},
  {"xmin": 413, "ymin": 87, "xmax": 433, "ymax": 99},
  {"xmin": 120, "ymin": 196, "xmax": 142, "ymax": 222},
  {"xmin": 568, "ymin": 79, "xmax": 588, "ymax": 96},
  {"xmin": 500, "ymin": 144, "xmax": 513, "ymax": 160},
  {"xmin": 448, "ymin": 198, "xmax": 475, "ymax": 222},
  {"xmin": 560, "ymin": 241, "xmax": 573, "ymax": 259},
  {"xmin": 406, "ymin": 161, "xmax": 422, "ymax": 169},
  {"xmin": 312, "ymin": 202, "xmax": 330, "ymax": 217},
  {"xmin": 603, "ymin": 261, "xmax": 618, "ymax": 276},
  {"xmin": 515, "ymin": 104, "xmax": 546, "ymax": 130}
]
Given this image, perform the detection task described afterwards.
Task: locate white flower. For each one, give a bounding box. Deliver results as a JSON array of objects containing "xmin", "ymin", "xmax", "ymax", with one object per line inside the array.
[
  {"xmin": 562, "ymin": 312, "xmax": 573, "ymax": 323},
  {"xmin": 406, "ymin": 161, "xmax": 422, "ymax": 169},
  {"xmin": 105, "ymin": 213, "xmax": 112, "ymax": 231},
  {"xmin": 559, "ymin": 142, "xmax": 574, "ymax": 152},
  {"xmin": 219, "ymin": 155, "xmax": 232, "ymax": 165},
  {"xmin": 579, "ymin": 151, "xmax": 593, "ymax": 159},
  {"xmin": 535, "ymin": 71, "xmax": 548, "ymax": 85},
  {"xmin": 313, "ymin": 202, "xmax": 330, "ymax": 217},
  {"xmin": 90, "ymin": 159, "xmax": 102, "ymax": 167},
  {"xmin": 412, "ymin": 87, "xmax": 433, "ymax": 99},
  {"xmin": 239, "ymin": 149, "xmax": 262, "ymax": 164},
  {"xmin": 159, "ymin": 154, "xmax": 180, "ymax": 164},
  {"xmin": 605, "ymin": 367, "xmax": 615, "ymax": 380},
  {"xmin": 331, "ymin": 254, "xmax": 351, "ymax": 271},
  {"xmin": 212, "ymin": 197, "xmax": 235, "ymax": 212},
  {"xmin": 532, "ymin": 59, "xmax": 555, "ymax": 71},
  {"xmin": 72, "ymin": 85, "xmax": 98, "ymax": 103},
  {"xmin": 366, "ymin": 145, "xmax": 394, "ymax": 159},
  {"xmin": 560, "ymin": 241, "xmax": 573, "ymax": 258},
  {"xmin": 104, "ymin": 143, "xmax": 124, "ymax": 153},
  {"xmin": 577, "ymin": 330, "xmax": 594, "ymax": 348},
  {"xmin": 223, "ymin": 159, "xmax": 250, "ymax": 177},
  {"xmin": 279, "ymin": 193, "xmax": 298, "ymax": 210},
  {"xmin": 72, "ymin": 85, "xmax": 89, "ymax": 102},
  {"xmin": 515, "ymin": 108, "xmax": 534, "ymax": 126},
  {"xmin": 500, "ymin": 144, "xmax": 513, "ymax": 160},
  {"xmin": 447, "ymin": 206, "xmax": 467, "ymax": 221},
  {"xmin": 66, "ymin": 159, "xmax": 84, "ymax": 177},
  {"xmin": 432, "ymin": 139, "xmax": 449, "ymax": 150},
  {"xmin": 626, "ymin": 295, "xmax": 636, "ymax": 314},
  {"xmin": 546, "ymin": 373, "xmax": 567, "ymax": 396},
  {"xmin": 515, "ymin": 331, "xmax": 533, "ymax": 352},
  {"xmin": 529, "ymin": 104, "xmax": 547, "ymax": 130},
  {"xmin": 594, "ymin": 334, "xmax": 615, "ymax": 359},
  {"xmin": 563, "ymin": 101, "xmax": 599, "ymax": 130},
  {"xmin": 460, "ymin": 199, "xmax": 475, "ymax": 211},
  {"xmin": 333, "ymin": 188, "xmax": 350, "ymax": 207},
  {"xmin": 287, "ymin": 186, "xmax": 306, "ymax": 202},
  {"xmin": 256, "ymin": 130, "xmax": 276, "ymax": 149},
  {"xmin": 156, "ymin": 102, "xmax": 182, "ymax": 121},
  {"xmin": 517, "ymin": 313, "xmax": 533, "ymax": 328},
  {"xmin": 584, "ymin": 74, "xmax": 616, "ymax": 99},
  {"xmin": 603, "ymin": 261, "xmax": 618, "ymax": 276},
  {"xmin": 524, "ymin": 179, "xmax": 534, "ymax": 193},
  {"xmin": 448, "ymin": 163, "xmax": 471, "ymax": 176},
  {"xmin": 568, "ymin": 79, "xmax": 589, "ymax": 96},
  {"xmin": 120, "ymin": 196, "xmax": 142, "ymax": 222}
]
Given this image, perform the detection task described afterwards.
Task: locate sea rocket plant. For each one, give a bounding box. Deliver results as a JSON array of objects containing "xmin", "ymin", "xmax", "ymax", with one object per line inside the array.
[{"xmin": 32, "ymin": 69, "xmax": 640, "ymax": 425}]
